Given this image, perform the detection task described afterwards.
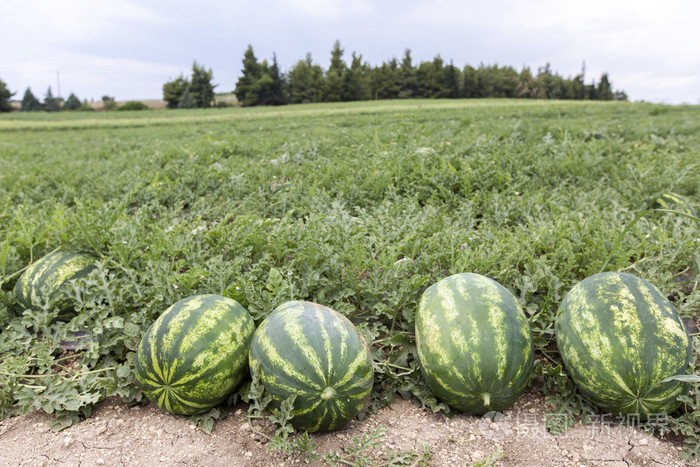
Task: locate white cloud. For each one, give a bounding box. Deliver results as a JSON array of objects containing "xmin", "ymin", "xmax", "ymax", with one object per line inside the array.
[
  {"xmin": 2, "ymin": 0, "xmax": 167, "ymax": 46},
  {"xmin": 273, "ymin": 0, "xmax": 374, "ymax": 21},
  {"xmin": 4, "ymin": 51, "xmax": 183, "ymax": 101}
]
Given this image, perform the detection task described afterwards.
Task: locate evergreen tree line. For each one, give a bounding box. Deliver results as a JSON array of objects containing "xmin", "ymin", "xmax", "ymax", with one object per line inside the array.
[
  {"xmin": 234, "ymin": 41, "xmax": 627, "ymax": 107},
  {"xmin": 0, "ymin": 79, "xmax": 125, "ymax": 113},
  {"xmin": 0, "ymin": 80, "xmax": 91, "ymax": 113},
  {"xmin": 17, "ymin": 86, "xmax": 92, "ymax": 112},
  {"xmin": 162, "ymin": 62, "xmax": 217, "ymax": 109}
]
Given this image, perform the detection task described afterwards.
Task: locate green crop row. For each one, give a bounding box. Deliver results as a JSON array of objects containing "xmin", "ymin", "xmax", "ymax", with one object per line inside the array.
[{"xmin": 1, "ymin": 99, "xmax": 698, "ymax": 457}]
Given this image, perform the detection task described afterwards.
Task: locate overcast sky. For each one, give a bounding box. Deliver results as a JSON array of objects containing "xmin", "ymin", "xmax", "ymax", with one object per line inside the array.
[{"xmin": 2, "ymin": 0, "xmax": 699, "ymax": 104}]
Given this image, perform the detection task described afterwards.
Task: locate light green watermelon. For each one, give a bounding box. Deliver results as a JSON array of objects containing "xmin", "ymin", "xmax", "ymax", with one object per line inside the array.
[
  {"xmin": 415, "ymin": 273, "xmax": 534, "ymax": 414},
  {"xmin": 14, "ymin": 250, "xmax": 98, "ymax": 321},
  {"xmin": 556, "ymin": 272, "xmax": 691, "ymax": 418},
  {"xmin": 249, "ymin": 301, "xmax": 374, "ymax": 432},
  {"xmin": 135, "ymin": 294, "xmax": 255, "ymax": 415}
]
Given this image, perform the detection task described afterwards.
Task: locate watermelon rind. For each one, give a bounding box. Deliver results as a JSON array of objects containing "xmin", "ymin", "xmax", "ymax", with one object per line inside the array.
[
  {"xmin": 249, "ymin": 301, "xmax": 374, "ymax": 432},
  {"xmin": 415, "ymin": 273, "xmax": 534, "ymax": 414},
  {"xmin": 14, "ymin": 250, "xmax": 98, "ymax": 321},
  {"xmin": 555, "ymin": 272, "xmax": 691, "ymax": 418},
  {"xmin": 135, "ymin": 294, "xmax": 255, "ymax": 416}
]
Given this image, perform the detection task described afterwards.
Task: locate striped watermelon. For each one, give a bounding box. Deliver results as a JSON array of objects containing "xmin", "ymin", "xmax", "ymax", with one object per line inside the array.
[
  {"xmin": 14, "ymin": 250, "xmax": 97, "ymax": 321},
  {"xmin": 415, "ymin": 273, "xmax": 534, "ymax": 414},
  {"xmin": 135, "ymin": 294, "xmax": 255, "ymax": 416},
  {"xmin": 249, "ymin": 301, "xmax": 374, "ymax": 432},
  {"xmin": 653, "ymin": 192, "xmax": 697, "ymax": 216},
  {"xmin": 556, "ymin": 272, "xmax": 691, "ymax": 418}
]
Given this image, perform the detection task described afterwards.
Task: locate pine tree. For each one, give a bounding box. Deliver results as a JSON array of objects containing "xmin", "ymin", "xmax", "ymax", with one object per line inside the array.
[
  {"xmin": 265, "ymin": 54, "xmax": 287, "ymax": 105},
  {"xmin": 163, "ymin": 74, "xmax": 189, "ymax": 109},
  {"xmin": 535, "ymin": 63, "xmax": 557, "ymax": 98},
  {"xmin": 44, "ymin": 86, "xmax": 62, "ymax": 112},
  {"xmin": 235, "ymin": 45, "xmax": 262, "ymax": 106},
  {"xmin": 515, "ymin": 67, "xmax": 535, "ymax": 98},
  {"xmin": 342, "ymin": 53, "xmax": 370, "ymax": 101},
  {"xmin": 20, "ymin": 87, "xmax": 42, "ymax": 111},
  {"xmin": 442, "ymin": 61, "xmax": 461, "ymax": 98},
  {"xmin": 287, "ymin": 53, "xmax": 324, "ymax": 104},
  {"xmin": 0, "ymin": 78, "xmax": 15, "ymax": 112},
  {"xmin": 63, "ymin": 93, "xmax": 82, "ymax": 110},
  {"xmin": 415, "ymin": 56, "xmax": 448, "ymax": 98},
  {"xmin": 177, "ymin": 87, "xmax": 197, "ymax": 108},
  {"xmin": 370, "ymin": 58, "xmax": 400, "ymax": 99},
  {"xmin": 190, "ymin": 62, "xmax": 216, "ymax": 108},
  {"xmin": 462, "ymin": 65, "xmax": 478, "ymax": 98},
  {"xmin": 324, "ymin": 40, "xmax": 347, "ymax": 102},
  {"xmin": 596, "ymin": 73, "xmax": 614, "ymax": 100},
  {"xmin": 399, "ymin": 49, "xmax": 417, "ymax": 98}
]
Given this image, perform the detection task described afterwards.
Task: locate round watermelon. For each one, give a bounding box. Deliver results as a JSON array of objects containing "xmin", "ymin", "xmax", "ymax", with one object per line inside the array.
[
  {"xmin": 556, "ymin": 272, "xmax": 691, "ymax": 418},
  {"xmin": 249, "ymin": 301, "xmax": 374, "ymax": 432},
  {"xmin": 653, "ymin": 192, "xmax": 697, "ymax": 216},
  {"xmin": 415, "ymin": 273, "xmax": 534, "ymax": 414},
  {"xmin": 14, "ymin": 250, "xmax": 98, "ymax": 321},
  {"xmin": 135, "ymin": 294, "xmax": 255, "ymax": 416}
]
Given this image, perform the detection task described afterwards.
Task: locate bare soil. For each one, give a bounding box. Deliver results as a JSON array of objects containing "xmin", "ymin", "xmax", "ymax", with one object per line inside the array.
[{"xmin": 0, "ymin": 389, "xmax": 695, "ymax": 467}]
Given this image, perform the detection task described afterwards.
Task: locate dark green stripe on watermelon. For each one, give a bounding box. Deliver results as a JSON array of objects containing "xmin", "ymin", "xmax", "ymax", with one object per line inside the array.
[
  {"xmin": 14, "ymin": 251, "xmax": 98, "ymax": 321},
  {"xmin": 135, "ymin": 294, "xmax": 255, "ymax": 416},
  {"xmin": 555, "ymin": 272, "xmax": 691, "ymax": 418},
  {"xmin": 415, "ymin": 273, "xmax": 534, "ymax": 414},
  {"xmin": 249, "ymin": 301, "xmax": 374, "ymax": 432}
]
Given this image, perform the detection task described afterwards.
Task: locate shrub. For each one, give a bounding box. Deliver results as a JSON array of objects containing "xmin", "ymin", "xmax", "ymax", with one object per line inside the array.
[{"xmin": 117, "ymin": 101, "xmax": 151, "ymax": 111}]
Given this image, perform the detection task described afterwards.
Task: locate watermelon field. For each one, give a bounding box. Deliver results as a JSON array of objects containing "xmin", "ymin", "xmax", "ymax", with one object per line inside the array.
[{"xmin": 0, "ymin": 99, "xmax": 699, "ymax": 465}]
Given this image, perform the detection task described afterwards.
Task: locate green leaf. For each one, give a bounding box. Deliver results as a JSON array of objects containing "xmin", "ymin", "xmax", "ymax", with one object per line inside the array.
[{"xmin": 660, "ymin": 375, "xmax": 700, "ymax": 384}]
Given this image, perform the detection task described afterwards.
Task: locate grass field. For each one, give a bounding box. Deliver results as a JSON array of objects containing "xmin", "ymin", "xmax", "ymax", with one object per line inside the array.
[{"xmin": 1, "ymin": 99, "xmax": 699, "ymax": 454}]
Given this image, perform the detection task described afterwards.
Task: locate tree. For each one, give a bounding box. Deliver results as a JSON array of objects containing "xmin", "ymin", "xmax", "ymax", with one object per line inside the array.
[
  {"xmin": 323, "ymin": 40, "xmax": 347, "ymax": 102},
  {"xmin": 235, "ymin": 45, "xmax": 262, "ymax": 106},
  {"xmin": 287, "ymin": 53, "xmax": 324, "ymax": 104},
  {"xmin": 163, "ymin": 74, "xmax": 189, "ymax": 109},
  {"xmin": 63, "ymin": 93, "xmax": 82, "ymax": 110},
  {"xmin": 596, "ymin": 73, "xmax": 614, "ymax": 100},
  {"xmin": 102, "ymin": 95, "xmax": 117, "ymax": 111},
  {"xmin": 190, "ymin": 62, "xmax": 216, "ymax": 108},
  {"xmin": 261, "ymin": 54, "xmax": 286, "ymax": 105},
  {"xmin": 567, "ymin": 73, "xmax": 586, "ymax": 100},
  {"xmin": 44, "ymin": 87, "xmax": 62, "ymax": 112},
  {"xmin": 442, "ymin": 61, "xmax": 461, "ymax": 98},
  {"xmin": 534, "ymin": 63, "xmax": 557, "ymax": 99},
  {"xmin": 415, "ymin": 56, "xmax": 448, "ymax": 98},
  {"xmin": 370, "ymin": 58, "xmax": 400, "ymax": 99},
  {"xmin": 342, "ymin": 53, "xmax": 370, "ymax": 101},
  {"xmin": 614, "ymin": 90, "xmax": 628, "ymax": 101},
  {"xmin": 0, "ymin": 79, "xmax": 15, "ymax": 112},
  {"xmin": 462, "ymin": 65, "xmax": 478, "ymax": 98},
  {"xmin": 398, "ymin": 49, "xmax": 417, "ymax": 98},
  {"xmin": 177, "ymin": 87, "xmax": 197, "ymax": 108},
  {"xmin": 235, "ymin": 52, "xmax": 286, "ymax": 107},
  {"xmin": 20, "ymin": 87, "xmax": 42, "ymax": 111}
]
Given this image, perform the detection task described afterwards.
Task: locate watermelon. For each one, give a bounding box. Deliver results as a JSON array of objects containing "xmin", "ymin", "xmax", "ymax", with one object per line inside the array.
[
  {"xmin": 135, "ymin": 294, "xmax": 255, "ymax": 416},
  {"xmin": 653, "ymin": 192, "xmax": 697, "ymax": 216},
  {"xmin": 249, "ymin": 301, "xmax": 374, "ymax": 432},
  {"xmin": 415, "ymin": 273, "xmax": 534, "ymax": 414},
  {"xmin": 14, "ymin": 250, "xmax": 98, "ymax": 321},
  {"xmin": 555, "ymin": 272, "xmax": 691, "ymax": 418}
]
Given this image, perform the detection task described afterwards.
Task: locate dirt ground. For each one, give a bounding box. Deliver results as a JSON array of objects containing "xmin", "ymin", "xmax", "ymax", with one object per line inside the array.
[{"xmin": 0, "ymin": 388, "xmax": 695, "ymax": 467}]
